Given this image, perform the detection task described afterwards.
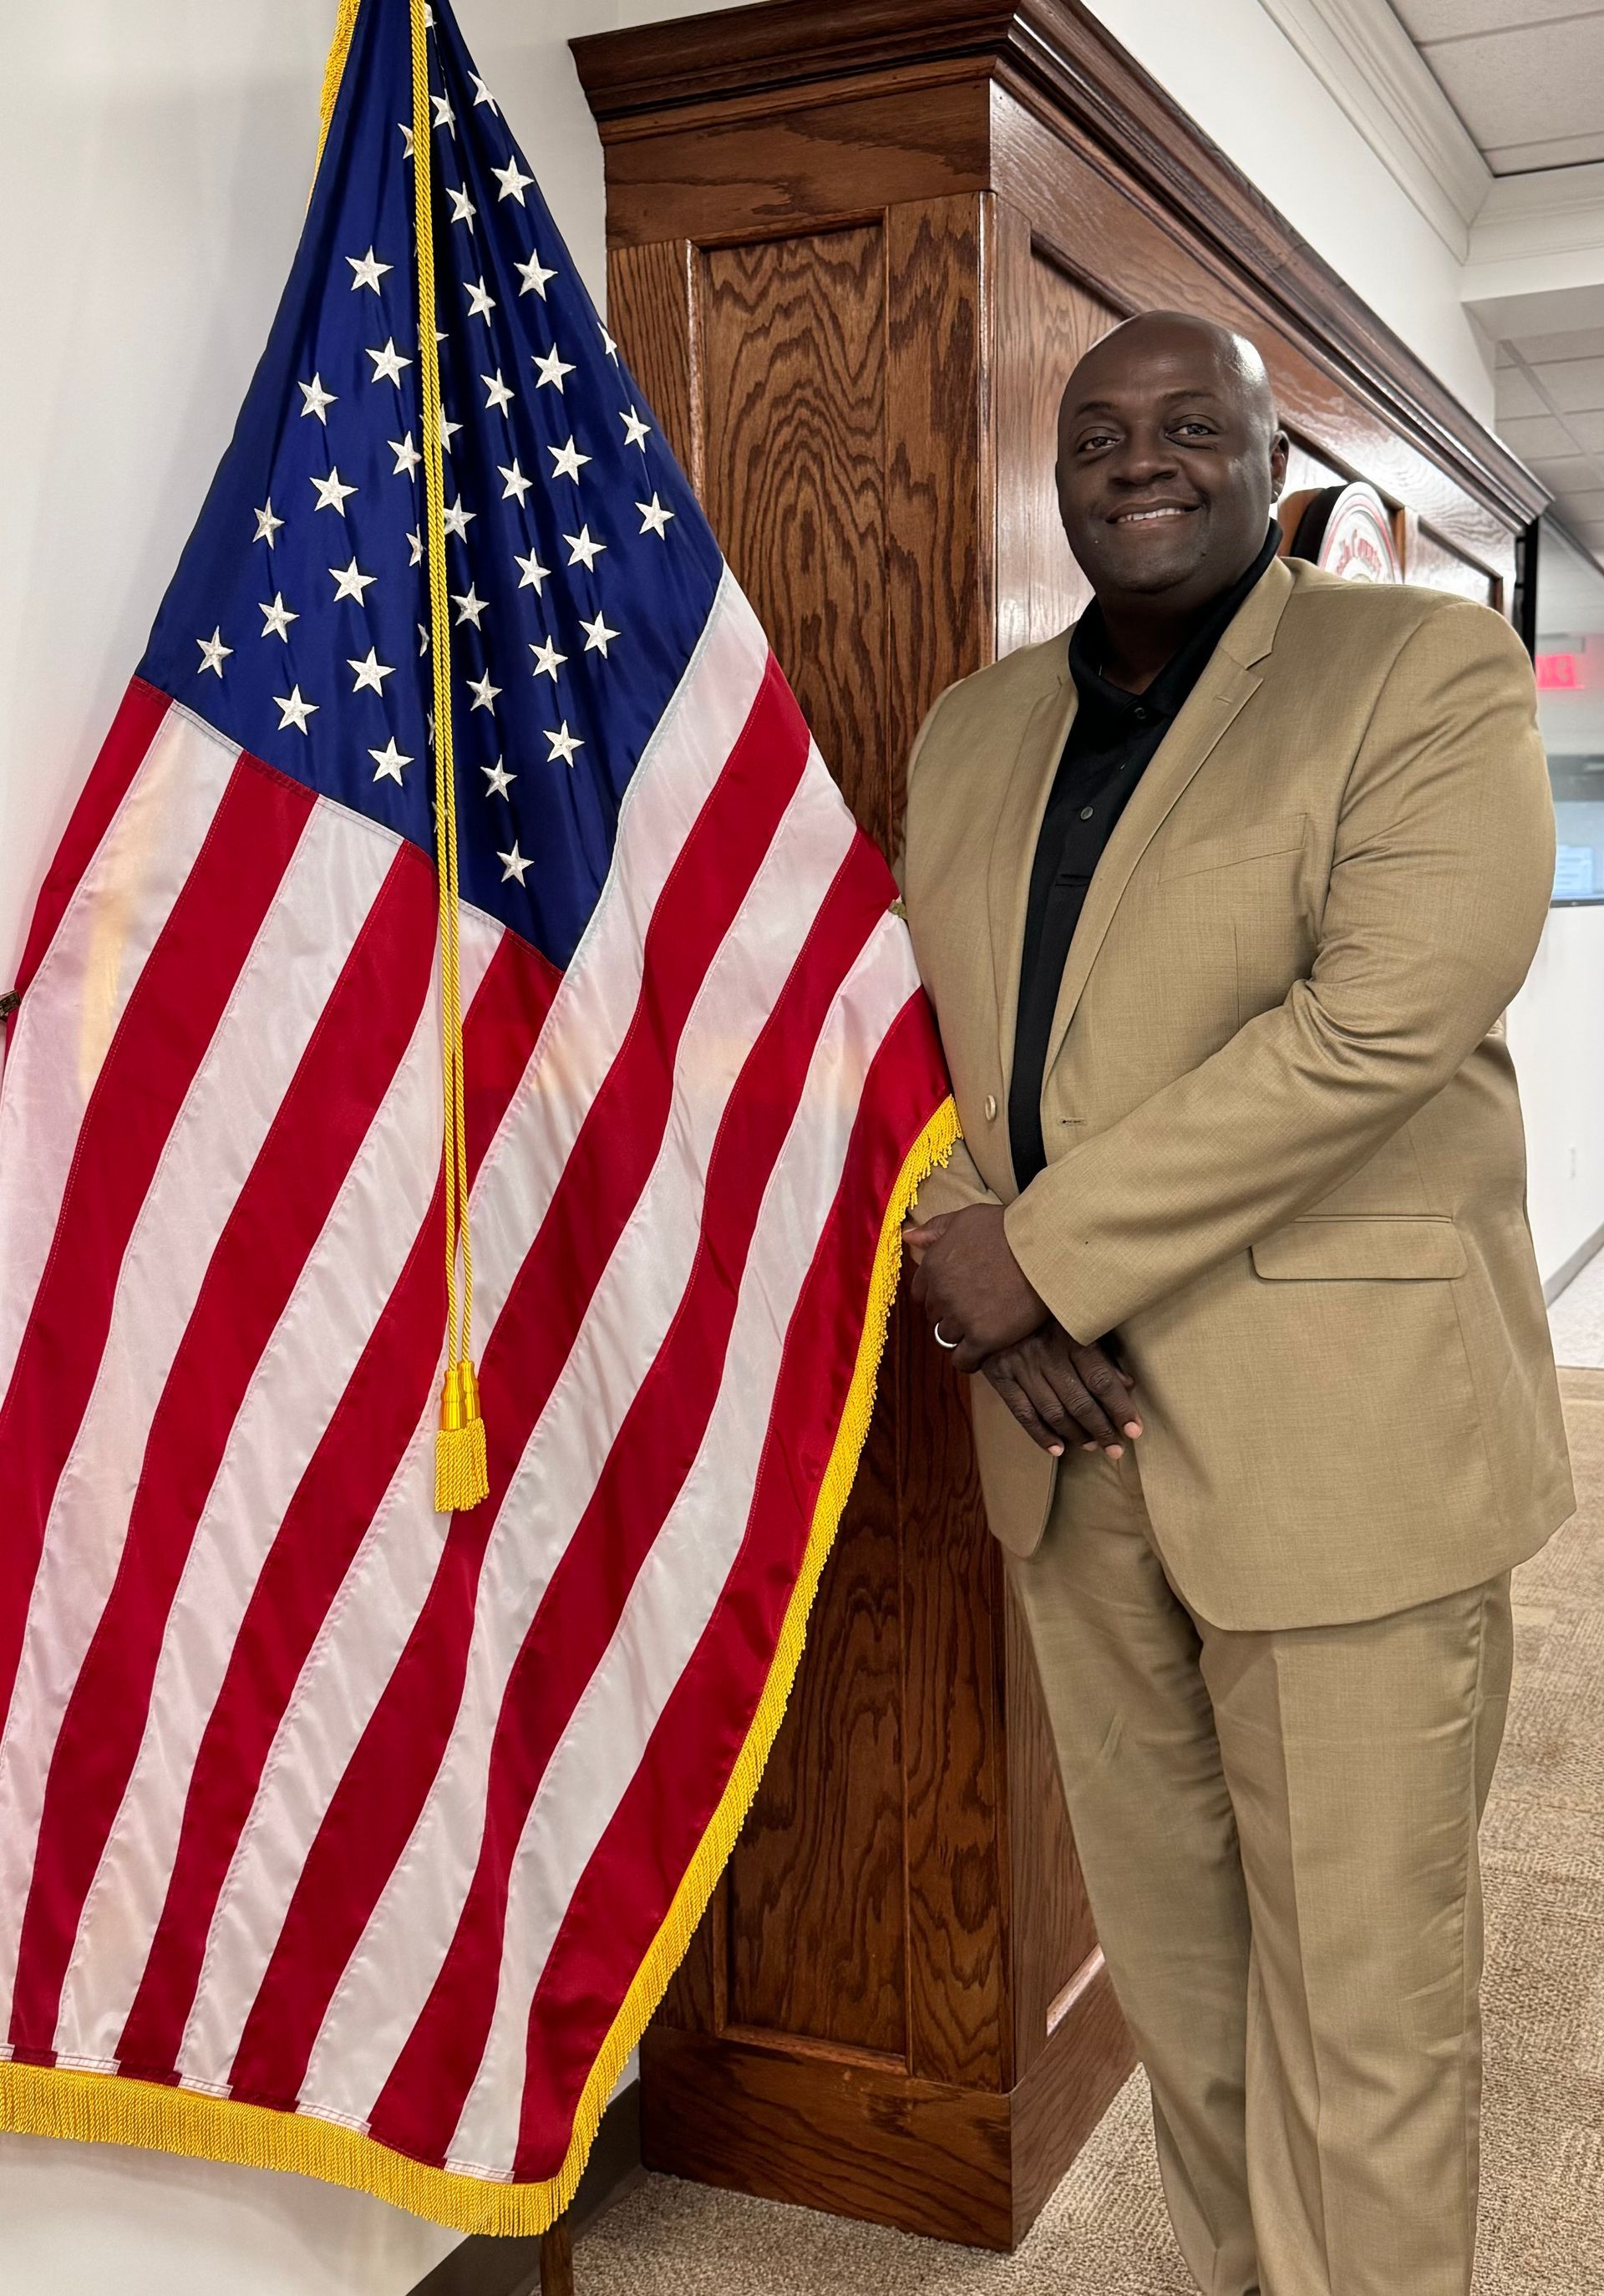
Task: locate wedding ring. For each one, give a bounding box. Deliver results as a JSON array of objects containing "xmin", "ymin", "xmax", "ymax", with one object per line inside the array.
[{"xmin": 933, "ymin": 1321, "xmax": 960, "ymax": 1350}]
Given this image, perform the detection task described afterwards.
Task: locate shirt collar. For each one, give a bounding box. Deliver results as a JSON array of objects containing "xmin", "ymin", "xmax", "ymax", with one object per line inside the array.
[{"xmin": 1068, "ymin": 521, "xmax": 1282, "ymax": 725}]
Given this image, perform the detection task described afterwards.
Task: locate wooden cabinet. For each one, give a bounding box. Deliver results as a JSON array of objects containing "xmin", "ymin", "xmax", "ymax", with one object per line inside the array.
[{"xmin": 572, "ymin": 0, "xmax": 1544, "ymax": 2253}]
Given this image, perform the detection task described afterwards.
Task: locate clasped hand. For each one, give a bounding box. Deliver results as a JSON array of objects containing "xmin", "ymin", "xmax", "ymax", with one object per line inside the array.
[{"xmin": 904, "ymin": 1205, "xmax": 1141, "ymax": 1460}]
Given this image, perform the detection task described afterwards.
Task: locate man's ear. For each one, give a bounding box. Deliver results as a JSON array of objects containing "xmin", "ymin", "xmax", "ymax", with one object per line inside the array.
[{"xmin": 1269, "ymin": 427, "xmax": 1292, "ymax": 502}]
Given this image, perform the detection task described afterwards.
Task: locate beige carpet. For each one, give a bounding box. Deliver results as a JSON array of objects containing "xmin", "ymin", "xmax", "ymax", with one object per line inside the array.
[{"xmin": 577, "ymin": 1369, "xmax": 1604, "ymax": 2293}]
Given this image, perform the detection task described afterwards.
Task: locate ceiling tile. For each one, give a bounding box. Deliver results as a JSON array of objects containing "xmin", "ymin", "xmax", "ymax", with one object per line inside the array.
[
  {"xmin": 1395, "ymin": 1, "xmax": 1604, "ymax": 37},
  {"xmin": 1528, "ymin": 454, "xmax": 1604, "ymax": 491},
  {"xmin": 1484, "ymin": 131, "xmax": 1604, "ymax": 172},
  {"xmin": 1495, "ymin": 366, "xmax": 1547, "ymax": 419},
  {"xmin": 1498, "ymin": 412, "xmax": 1581, "ymax": 459},
  {"xmin": 1560, "ymin": 409, "xmax": 1604, "ymax": 453},
  {"xmin": 1507, "ymin": 327, "xmax": 1604, "ymax": 366},
  {"xmin": 1536, "ymin": 358, "xmax": 1604, "ymax": 414},
  {"xmin": 1419, "ymin": 21, "xmax": 1604, "ymax": 160}
]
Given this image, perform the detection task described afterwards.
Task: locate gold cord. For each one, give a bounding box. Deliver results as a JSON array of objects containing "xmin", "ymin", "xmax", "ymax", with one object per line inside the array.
[{"xmin": 408, "ymin": 0, "xmax": 487, "ymax": 1511}]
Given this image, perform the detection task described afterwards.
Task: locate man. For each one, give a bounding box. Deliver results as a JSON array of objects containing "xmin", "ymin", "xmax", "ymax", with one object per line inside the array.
[{"xmin": 899, "ymin": 310, "xmax": 1571, "ymax": 2295}]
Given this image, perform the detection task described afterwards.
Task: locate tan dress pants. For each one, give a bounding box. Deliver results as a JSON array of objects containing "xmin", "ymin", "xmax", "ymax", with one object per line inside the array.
[{"xmin": 1008, "ymin": 1445, "xmax": 1512, "ymax": 2296}]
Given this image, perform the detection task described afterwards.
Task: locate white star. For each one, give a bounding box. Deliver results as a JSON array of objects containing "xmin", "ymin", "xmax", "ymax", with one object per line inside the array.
[
  {"xmin": 452, "ymin": 584, "xmax": 487, "ymax": 628},
  {"xmin": 299, "ymin": 373, "xmax": 336, "ymax": 424},
  {"xmin": 348, "ymin": 246, "xmax": 392, "ymax": 294},
  {"xmin": 439, "ymin": 409, "xmax": 462, "ymax": 454},
  {"xmin": 312, "ymin": 467, "xmax": 358, "ymax": 516},
  {"xmin": 580, "ymin": 609, "xmax": 618, "ymax": 657},
  {"xmin": 532, "ymin": 345, "xmax": 575, "ymax": 393},
  {"xmin": 407, "ymin": 528, "xmax": 424, "ymax": 566},
  {"xmin": 620, "ymin": 406, "xmax": 650, "ymax": 449},
  {"xmin": 367, "ymin": 338, "xmax": 412, "ymax": 387},
  {"xmin": 196, "ymin": 627, "xmax": 231, "ymax": 678},
  {"xmin": 418, "ymin": 622, "xmax": 429, "ymax": 657},
  {"xmin": 465, "ymin": 278, "xmax": 496, "ymax": 323},
  {"xmin": 546, "ymin": 721, "xmax": 583, "ymax": 767},
  {"xmin": 398, "ymin": 121, "xmax": 415, "ymax": 159},
  {"xmin": 442, "ymin": 497, "xmax": 475, "ymax": 539},
  {"xmin": 468, "ymin": 669, "xmax": 502, "ymax": 713},
  {"xmin": 470, "ymin": 71, "xmax": 500, "ymax": 114},
  {"xmin": 274, "ymin": 684, "xmax": 318, "ymax": 734},
  {"xmin": 517, "ymin": 250, "xmax": 556, "ymax": 300},
  {"xmin": 370, "ymin": 737, "xmax": 412, "ymax": 785},
  {"xmin": 637, "ymin": 492, "xmax": 675, "ymax": 537},
  {"xmin": 349, "ymin": 648, "xmax": 394, "ymax": 695},
  {"xmin": 431, "ymin": 91, "xmax": 455, "ymax": 133},
  {"xmin": 252, "ymin": 499, "xmax": 283, "ymax": 547},
  {"xmin": 390, "ymin": 429, "xmax": 422, "ymax": 478},
  {"xmin": 498, "ymin": 841, "xmax": 531, "ymax": 884},
  {"xmin": 482, "ymin": 368, "xmax": 515, "ymax": 414},
  {"xmin": 549, "ymin": 435, "xmax": 590, "ymax": 482},
  {"xmin": 447, "ymin": 185, "xmax": 476, "ymax": 228},
  {"xmin": 494, "ymin": 156, "xmax": 534, "ymax": 206},
  {"xmin": 260, "ymin": 592, "xmax": 297, "ymax": 640},
  {"xmin": 329, "ymin": 556, "xmax": 377, "ymax": 603},
  {"xmin": 599, "ymin": 321, "xmax": 618, "ymax": 361},
  {"xmin": 500, "ymin": 458, "xmax": 532, "ymax": 505},
  {"xmin": 482, "ymin": 757, "xmax": 515, "ymax": 798},
  {"xmin": 530, "ymin": 637, "xmax": 566, "ymax": 680},
  {"xmin": 514, "ymin": 547, "xmax": 549, "ymax": 594},
  {"xmin": 565, "ymin": 524, "xmax": 605, "ymax": 569}
]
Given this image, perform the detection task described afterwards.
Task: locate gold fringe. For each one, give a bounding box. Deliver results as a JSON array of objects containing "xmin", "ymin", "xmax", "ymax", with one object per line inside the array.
[
  {"xmin": 0, "ymin": 1096, "xmax": 958, "ymax": 2234},
  {"xmin": 312, "ymin": 0, "xmax": 363, "ymax": 184}
]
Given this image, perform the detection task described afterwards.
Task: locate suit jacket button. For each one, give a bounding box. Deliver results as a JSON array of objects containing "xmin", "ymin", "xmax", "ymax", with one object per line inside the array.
[{"xmin": 984, "ymin": 1094, "xmax": 998, "ymax": 1120}]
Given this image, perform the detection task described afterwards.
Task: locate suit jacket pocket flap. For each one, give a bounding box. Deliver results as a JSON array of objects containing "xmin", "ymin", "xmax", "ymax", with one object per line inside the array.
[
  {"xmin": 1251, "ymin": 1217, "xmax": 1468, "ymax": 1281},
  {"xmin": 1162, "ymin": 813, "xmax": 1307, "ymax": 881}
]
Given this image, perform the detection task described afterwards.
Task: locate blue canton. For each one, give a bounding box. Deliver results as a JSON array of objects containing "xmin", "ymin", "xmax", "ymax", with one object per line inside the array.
[{"xmin": 140, "ymin": 0, "xmax": 723, "ymax": 968}]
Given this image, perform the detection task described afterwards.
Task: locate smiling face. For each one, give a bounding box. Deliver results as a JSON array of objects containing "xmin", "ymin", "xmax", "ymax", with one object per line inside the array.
[{"xmin": 1055, "ymin": 313, "xmax": 1289, "ymax": 613}]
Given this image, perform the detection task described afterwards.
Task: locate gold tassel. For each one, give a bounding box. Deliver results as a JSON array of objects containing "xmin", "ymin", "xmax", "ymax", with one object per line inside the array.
[{"xmin": 434, "ymin": 1359, "xmax": 490, "ymax": 1513}]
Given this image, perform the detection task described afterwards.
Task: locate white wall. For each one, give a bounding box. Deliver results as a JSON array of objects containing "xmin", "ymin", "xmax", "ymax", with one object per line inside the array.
[
  {"xmin": 0, "ymin": 0, "xmax": 1572, "ymax": 2285},
  {"xmin": 1509, "ymin": 907, "xmax": 1604, "ymax": 1289},
  {"xmin": 1080, "ymin": 0, "xmax": 1496, "ymax": 424}
]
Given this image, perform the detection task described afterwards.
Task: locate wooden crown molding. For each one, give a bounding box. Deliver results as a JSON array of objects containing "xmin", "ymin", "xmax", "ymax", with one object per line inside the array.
[{"xmin": 572, "ymin": 0, "xmax": 1546, "ymax": 532}]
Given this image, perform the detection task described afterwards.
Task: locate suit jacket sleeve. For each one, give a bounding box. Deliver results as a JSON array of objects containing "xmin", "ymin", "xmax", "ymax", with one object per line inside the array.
[
  {"xmin": 1003, "ymin": 599, "xmax": 1556, "ymax": 1343},
  {"xmin": 896, "ymin": 679, "xmax": 1002, "ymax": 1226}
]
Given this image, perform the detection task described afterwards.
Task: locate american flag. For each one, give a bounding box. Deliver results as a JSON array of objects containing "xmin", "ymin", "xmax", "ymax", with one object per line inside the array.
[{"xmin": 0, "ymin": 0, "xmax": 953, "ymax": 2233}]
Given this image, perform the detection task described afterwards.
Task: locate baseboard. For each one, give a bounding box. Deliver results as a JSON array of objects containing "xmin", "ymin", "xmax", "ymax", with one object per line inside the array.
[
  {"xmin": 1545, "ymin": 1217, "xmax": 1604, "ymax": 1306},
  {"xmin": 407, "ymin": 2077, "xmax": 643, "ymax": 2295}
]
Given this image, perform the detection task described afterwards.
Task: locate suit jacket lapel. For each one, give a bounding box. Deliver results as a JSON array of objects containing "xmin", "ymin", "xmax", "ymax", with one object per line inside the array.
[
  {"xmin": 1038, "ymin": 553, "xmax": 1295, "ymax": 1082},
  {"xmin": 984, "ymin": 665, "xmax": 1078, "ymax": 1125}
]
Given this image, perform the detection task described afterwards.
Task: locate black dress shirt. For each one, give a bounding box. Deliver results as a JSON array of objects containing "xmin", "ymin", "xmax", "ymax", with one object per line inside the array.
[{"xmin": 1008, "ymin": 525, "xmax": 1282, "ymax": 1189}]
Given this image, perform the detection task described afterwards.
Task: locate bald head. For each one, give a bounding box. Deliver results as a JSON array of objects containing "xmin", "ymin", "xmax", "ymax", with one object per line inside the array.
[{"xmin": 1054, "ymin": 309, "xmax": 1288, "ymax": 615}]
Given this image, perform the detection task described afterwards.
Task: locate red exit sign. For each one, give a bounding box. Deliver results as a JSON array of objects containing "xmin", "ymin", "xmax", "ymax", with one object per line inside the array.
[{"xmin": 1536, "ymin": 652, "xmax": 1581, "ymax": 689}]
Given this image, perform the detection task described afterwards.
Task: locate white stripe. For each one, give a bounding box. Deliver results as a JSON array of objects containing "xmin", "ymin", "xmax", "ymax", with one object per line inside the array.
[
  {"xmin": 448, "ymin": 917, "xmax": 921, "ymax": 2176},
  {"xmin": 294, "ymin": 749, "xmax": 860, "ymax": 2126},
  {"xmin": 51, "ymin": 908, "xmax": 501, "ymax": 2066},
  {"xmin": 0, "ymin": 795, "xmax": 397, "ymax": 2040},
  {"xmin": 171, "ymin": 572, "xmax": 775, "ymax": 2088},
  {"xmin": 0, "ymin": 702, "xmax": 228, "ymax": 1414}
]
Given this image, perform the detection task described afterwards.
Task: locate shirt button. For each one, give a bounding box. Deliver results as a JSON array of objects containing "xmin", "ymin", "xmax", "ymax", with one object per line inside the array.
[
  {"xmin": 984, "ymin": 1094, "xmax": 998, "ymax": 1120},
  {"xmin": 1134, "ymin": 707, "xmax": 1149, "ymax": 722},
  {"xmin": 1079, "ymin": 805, "xmax": 1094, "ymax": 820}
]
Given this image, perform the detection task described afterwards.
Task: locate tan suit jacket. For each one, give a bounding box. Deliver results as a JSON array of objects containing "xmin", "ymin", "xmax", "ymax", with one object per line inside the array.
[{"xmin": 902, "ymin": 554, "xmax": 1574, "ymax": 1629}]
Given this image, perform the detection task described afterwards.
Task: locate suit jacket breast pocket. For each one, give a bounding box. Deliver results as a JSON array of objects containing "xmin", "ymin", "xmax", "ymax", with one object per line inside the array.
[{"xmin": 1160, "ymin": 815, "xmax": 1314, "ymax": 1028}]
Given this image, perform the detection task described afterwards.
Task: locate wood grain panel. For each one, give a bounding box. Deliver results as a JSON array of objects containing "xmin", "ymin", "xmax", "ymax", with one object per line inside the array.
[
  {"xmin": 1283, "ymin": 436, "xmax": 1348, "ymax": 498},
  {"xmin": 604, "ymin": 239, "xmax": 698, "ymax": 484},
  {"xmin": 995, "ymin": 210, "xmax": 1112, "ymax": 656},
  {"xmin": 693, "ymin": 223, "xmax": 908, "ymax": 2055},
  {"xmin": 699, "ymin": 227, "xmax": 891, "ymax": 843},
  {"xmin": 885, "ymin": 194, "xmax": 995, "ymax": 842},
  {"xmin": 1403, "ymin": 517, "xmax": 1500, "ymax": 606}
]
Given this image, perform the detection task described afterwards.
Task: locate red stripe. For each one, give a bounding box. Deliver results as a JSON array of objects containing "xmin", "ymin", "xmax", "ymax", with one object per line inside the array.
[
  {"xmin": 0, "ymin": 755, "xmax": 313, "ymax": 1750},
  {"xmin": 13, "ymin": 680, "xmax": 171, "ymax": 1003},
  {"xmin": 224, "ymin": 660, "xmax": 812, "ymax": 2107},
  {"xmin": 114, "ymin": 927, "xmax": 556, "ymax": 2081},
  {"xmin": 358, "ymin": 836, "xmax": 894, "ymax": 2166},
  {"xmin": 8, "ymin": 842, "xmax": 440, "ymax": 2055},
  {"xmin": 510, "ymin": 998, "xmax": 947, "ymax": 2177}
]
